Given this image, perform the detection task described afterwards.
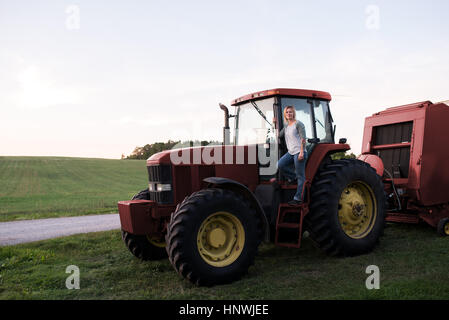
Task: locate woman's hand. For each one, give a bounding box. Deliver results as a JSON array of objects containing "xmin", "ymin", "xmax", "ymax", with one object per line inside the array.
[{"xmin": 298, "ymin": 152, "xmax": 304, "ymax": 161}]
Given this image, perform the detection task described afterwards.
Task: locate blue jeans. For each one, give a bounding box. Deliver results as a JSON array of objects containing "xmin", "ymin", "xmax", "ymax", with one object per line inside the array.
[{"xmin": 277, "ymin": 151, "xmax": 307, "ymax": 201}]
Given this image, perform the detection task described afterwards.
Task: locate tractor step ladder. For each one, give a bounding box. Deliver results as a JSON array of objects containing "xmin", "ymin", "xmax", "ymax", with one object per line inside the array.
[{"xmin": 275, "ymin": 203, "xmax": 308, "ymax": 248}]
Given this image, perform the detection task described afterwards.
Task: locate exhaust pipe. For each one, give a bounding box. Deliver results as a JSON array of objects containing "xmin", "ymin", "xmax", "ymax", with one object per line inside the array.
[{"xmin": 219, "ymin": 103, "xmax": 231, "ymax": 145}]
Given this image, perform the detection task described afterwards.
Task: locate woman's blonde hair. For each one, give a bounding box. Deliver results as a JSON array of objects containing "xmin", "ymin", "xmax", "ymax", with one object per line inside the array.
[{"xmin": 283, "ymin": 106, "xmax": 296, "ymax": 122}]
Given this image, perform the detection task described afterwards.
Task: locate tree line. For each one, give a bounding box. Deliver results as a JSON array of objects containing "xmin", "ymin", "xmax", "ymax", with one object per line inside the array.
[
  {"xmin": 124, "ymin": 140, "xmax": 221, "ymax": 160},
  {"xmin": 331, "ymin": 151, "xmax": 357, "ymax": 160}
]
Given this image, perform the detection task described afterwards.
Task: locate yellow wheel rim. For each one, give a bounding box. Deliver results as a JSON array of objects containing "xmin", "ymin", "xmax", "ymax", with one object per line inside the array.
[
  {"xmin": 146, "ymin": 235, "xmax": 166, "ymax": 248},
  {"xmin": 444, "ymin": 222, "xmax": 449, "ymax": 236},
  {"xmin": 338, "ymin": 181, "xmax": 377, "ymax": 239},
  {"xmin": 197, "ymin": 211, "xmax": 245, "ymax": 267}
]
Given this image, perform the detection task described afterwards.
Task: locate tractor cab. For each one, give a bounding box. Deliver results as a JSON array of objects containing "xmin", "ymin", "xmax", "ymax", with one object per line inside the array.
[
  {"xmin": 232, "ymin": 88, "xmax": 335, "ymax": 146},
  {"xmin": 224, "ymin": 88, "xmax": 336, "ymax": 180}
]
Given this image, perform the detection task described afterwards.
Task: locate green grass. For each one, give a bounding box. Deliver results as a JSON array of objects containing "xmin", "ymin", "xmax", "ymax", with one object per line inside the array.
[
  {"xmin": 0, "ymin": 156, "xmax": 148, "ymax": 221},
  {"xmin": 1, "ymin": 155, "xmax": 448, "ymax": 300},
  {"xmin": 1, "ymin": 222, "xmax": 448, "ymax": 299}
]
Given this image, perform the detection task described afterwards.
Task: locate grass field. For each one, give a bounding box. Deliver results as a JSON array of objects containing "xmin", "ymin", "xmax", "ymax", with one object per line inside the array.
[
  {"xmin": 0, "ymin": 156, "xmax": 148, "ymax": 221},
  {"xmin": 1, "ymin": 155, "xmax": 448, "ymax": 300},
  {"xmin": 1, "ymin": 222, "xmax": 448, "ymax": 300}
]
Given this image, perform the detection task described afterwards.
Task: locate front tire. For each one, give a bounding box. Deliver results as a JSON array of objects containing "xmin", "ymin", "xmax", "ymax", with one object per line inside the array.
[
  {"xmin": 166, "ymin": 188, "xmax": 262, "ymax": 286},
  {"xmin": 306, "ymin": 159, "xmax": 386, "ymax": 256},
  {"xmin": 121, "ymin": 189, "xmax": 167, "ymax": 260},
  {"xmin": 437, "ymin": 218, "xmax": 449, "ymax": 237}
]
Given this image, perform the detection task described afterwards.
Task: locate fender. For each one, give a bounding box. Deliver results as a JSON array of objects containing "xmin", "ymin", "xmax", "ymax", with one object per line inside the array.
[
  {"xmin": 306, "ymin": 143, "xmax": 351, "ymax": 180},
  {"xmin": 203, "ymin": 177, "xmax": 270, "ymax": 242},
  {"xmin": 358, "ymin": 154, "xmax": 384, "ymax": 176}
]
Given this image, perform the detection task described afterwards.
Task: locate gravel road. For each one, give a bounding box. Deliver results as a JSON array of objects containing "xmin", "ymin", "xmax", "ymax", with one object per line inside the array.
[{"xmin": 0, "ymin": 214, "xmax": 121, "ymax": 246}]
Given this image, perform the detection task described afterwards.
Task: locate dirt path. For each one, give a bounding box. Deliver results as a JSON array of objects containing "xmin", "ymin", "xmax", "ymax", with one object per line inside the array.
[{"xmin": 0, "ymin": 214, "xmax": 121, "ymax": 246}]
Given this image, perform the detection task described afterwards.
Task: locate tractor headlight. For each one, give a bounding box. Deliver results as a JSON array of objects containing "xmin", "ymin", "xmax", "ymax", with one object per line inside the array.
[
  {"xmin": 148, "ymin": 183, "xmax": 155, "ymax": 192},
  {"xmin": 156, "ymin": 183, "xmax": 172, "ymax": 192}
]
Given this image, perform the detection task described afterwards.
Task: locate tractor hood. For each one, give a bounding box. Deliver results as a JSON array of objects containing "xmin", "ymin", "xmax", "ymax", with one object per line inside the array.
[
  {"xmin": 146, "ymin": 144, "xmax": 258, "ymax": 166},
  {"xmin": 146, "ymin": 144, "xmax": 260, "ymax": 192},
  {"xmin": 147, "ymin": 145, "xmax": 224, "ymax": 166}
]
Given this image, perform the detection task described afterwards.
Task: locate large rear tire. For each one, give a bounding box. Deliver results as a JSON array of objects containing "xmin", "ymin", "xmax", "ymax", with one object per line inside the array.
[
  {"xmin": 121, "ymin": 189, "xmax": 167, "ymax": 261},
  {"xmin": 166, "ymin": 188, "xmax": 263, "ymax": 286},
  {"xmin": 306, "ymin": 159, "xmax": 386, "ymax": 256}
]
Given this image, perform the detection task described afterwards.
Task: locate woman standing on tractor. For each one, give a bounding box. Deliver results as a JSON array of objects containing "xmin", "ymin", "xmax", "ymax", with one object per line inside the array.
[{"xmin": 276, "ymin": 106, "xmax": 307, "ymax": 205}]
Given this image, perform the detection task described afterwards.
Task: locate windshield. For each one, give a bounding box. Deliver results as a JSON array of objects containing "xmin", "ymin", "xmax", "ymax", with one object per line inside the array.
[
  {"xmin": 235, "ymin": 98, "xmax": 275, "ymax": 145},
  {"xmin": 312, "ymin": 100, "xmax": 334, "ymax": 143}
]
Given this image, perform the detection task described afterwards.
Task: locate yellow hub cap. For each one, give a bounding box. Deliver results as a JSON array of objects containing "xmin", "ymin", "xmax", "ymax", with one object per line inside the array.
[
  {"xmin": 146, "ymin": 235, "xmax": 166, "ymax": 248},
  {"xmin": 197, "ymin": 211, "xmax": 245, "ymax": 267},
  {"xmin": 444, "ymin": 222, "xmax": 449, "ymax": 236},
  {"xmin": 338, "ymin": 181, "xmax": 377, "ymax": 239}
]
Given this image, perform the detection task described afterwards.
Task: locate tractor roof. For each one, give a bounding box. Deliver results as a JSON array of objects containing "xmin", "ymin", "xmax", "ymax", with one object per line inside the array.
[{"xmin": 231, "ymin": 88, "xmax": 332, "ymax": 106}]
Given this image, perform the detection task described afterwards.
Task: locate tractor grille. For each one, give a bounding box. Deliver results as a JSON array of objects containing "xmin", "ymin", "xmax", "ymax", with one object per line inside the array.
[
  {"xmin": 147, "ymin": 190, "xmax": 173, "ymax": 204},
  {"xmin": 147, "ymin": 164, "xmax": 172, "ymax": 182},
  {"xmin": 147, "ymin": 164, "xmax": 173, "ymax": 204}
]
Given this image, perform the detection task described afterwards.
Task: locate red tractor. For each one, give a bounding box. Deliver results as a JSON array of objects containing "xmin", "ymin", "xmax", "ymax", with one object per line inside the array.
[
  {"xmin": 359, "ymin": 99, "xmax": 449, "ymax": 236},
  {"xmin": 118, "ymin": 88, "xmax": 386, "ymax": 286}
]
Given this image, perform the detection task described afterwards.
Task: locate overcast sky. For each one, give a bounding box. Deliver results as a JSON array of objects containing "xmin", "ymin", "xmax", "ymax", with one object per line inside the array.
[{"xmin": 1, "ymin": 0, "xmax": 448, "ymax": 159}]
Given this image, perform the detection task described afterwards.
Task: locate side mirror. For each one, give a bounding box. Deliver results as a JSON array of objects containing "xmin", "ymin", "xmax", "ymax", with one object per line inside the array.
[{"xmin": 307, "ymin": 138, "xmax": 320, "ymax": 144}]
